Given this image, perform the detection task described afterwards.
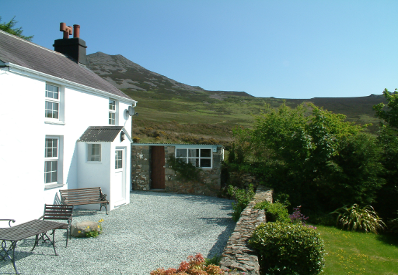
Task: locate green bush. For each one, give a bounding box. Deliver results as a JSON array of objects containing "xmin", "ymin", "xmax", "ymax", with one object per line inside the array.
[
  {"xmin": 388, "ymin": 211, "xmax": 398, "ymax": 234},
  {"xmin": 254, "ymin": 201, "xmax": 290, "ymax": 223},
  {"xmin": 227, "ymin": 184, "xmax": 255, "ymax": 222},
  {"xmin": 331, "ymin": 204, "xmax": 386, "ymax": 234},
  {"xmin": 249, "ymin": 222, "xmax": 325, "ymax": 275},
  {"xmin": 168, "ymin": 156, "xmax": 201, "ymax": 182}
]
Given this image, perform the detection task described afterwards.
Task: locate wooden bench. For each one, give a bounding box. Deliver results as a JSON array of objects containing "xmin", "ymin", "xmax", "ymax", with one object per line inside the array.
[{"xmin": 59, "ymin": 187, "xmax": 109, "ymax": 215}]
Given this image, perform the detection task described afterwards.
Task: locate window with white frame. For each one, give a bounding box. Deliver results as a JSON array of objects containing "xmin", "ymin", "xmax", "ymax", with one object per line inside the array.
[
  {"xmin": 45, "ymin": 84, "xmax": 60, "ymax": 120},
  {"xmin": 44, "ymin": 137, "xmax": 59, "ymax": 184},
  {"xmin": 176, "ymin": 148, "xmax": 212, "ymax": 168},
  {"xmin": 87, "ymin": 144, "xmax": 101, "ymax": 162},
  {"xmin": 115, "ymin": 150, "xmax": 123, "ymax": 169},
  {"xmin": 109, "ymin": 99, "xmax": 116, "ymax": 125}
]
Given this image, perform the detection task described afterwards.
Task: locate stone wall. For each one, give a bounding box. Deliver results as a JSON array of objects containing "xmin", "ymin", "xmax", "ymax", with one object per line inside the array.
[
  {"xmin": 219, "ymin": 186, "xmax": 273, "ymax": 274},
  {"xmin": 131, "ymin": 145, "xmax": 151, "ymax": 190},
  {"xmin": 164, "ymin": 146, "xmax": 222, "ymax": 196},
  {"xmin": 131, "ymin": 145, "xmax": 223, "ymax": 196}
]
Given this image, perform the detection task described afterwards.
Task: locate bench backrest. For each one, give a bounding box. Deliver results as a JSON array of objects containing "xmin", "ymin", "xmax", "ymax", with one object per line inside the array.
[{"xmin": 60, "ymin": 187, "xmax": 107, "ymax": 204}]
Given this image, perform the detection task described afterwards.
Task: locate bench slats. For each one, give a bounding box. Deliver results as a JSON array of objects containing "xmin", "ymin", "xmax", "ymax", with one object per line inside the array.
[{"xmin": 59, "ymin": 187, "xmax": 109, "ymax": 214}]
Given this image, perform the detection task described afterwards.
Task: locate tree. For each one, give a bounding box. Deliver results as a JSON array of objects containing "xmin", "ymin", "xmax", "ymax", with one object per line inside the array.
[
  {"xmin": 231, "ymin": 103, "xmax": 384, "ymax": 214},
  {"xmin": 373, "ymin": 89, "xmax": 398, "ymax": 219},
  {"xmin": 0, "ymin": 16, "xmax": 33, "ymax": 41},
  {"xmin": 373, "ymin": 89, "xmax": 398, "ymax": 129}
]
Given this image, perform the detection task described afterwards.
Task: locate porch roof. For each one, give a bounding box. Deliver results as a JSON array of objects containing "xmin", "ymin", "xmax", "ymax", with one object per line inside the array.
[{"xmin": 78, "ymin": 126, "xmax": 131, "ymax": 142}]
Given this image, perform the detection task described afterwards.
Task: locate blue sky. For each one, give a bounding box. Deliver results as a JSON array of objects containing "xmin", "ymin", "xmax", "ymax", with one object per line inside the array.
[{"xmin": 2, "ymin": 0, "xmax": 398, "ymax": 99}]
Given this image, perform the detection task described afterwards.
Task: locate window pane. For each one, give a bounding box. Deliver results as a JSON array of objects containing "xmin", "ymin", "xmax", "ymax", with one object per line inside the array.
[
  {"xmin": 176, "ymin": 149, "xmax": 187, "ymax": 158},
  {"xmin": 109, "ymin": 112, "xmax": 115, "ymax": 125},
  {"xmin": 188, "ymin": 149, "xmax": 199, "ymax": 157},
  {"xmin": 88, "ymin": 144, "xmax": 101, "ymax": 161},
  {"xmin": 200, "ymin": 159, "xmax": 211, "ymax": 168},
  {"xmin": 115, "ymin": 151, "xmax": 123, "ymax": 169},
  {"xmin": 44, "ymin": 160, "xmax": 57, "ymax": 183},
  {"xmin": 188, "ymin": 158, "xmax": 199, "ymax": 167},
  {"xmin": 109, "ymin": 100, "xmax": 116, "ymax": 110},
  {"xmin": 201, "ymin": 149, "xmax": 211, "ymax": 158},
  {"xmin": 45, "ymin": 101, "xmax": 59, "ymax": 119},
  {"xmin": 45, "ymin": 84, "xmax": 59, "ymax": 99},
  {"xmin": 53, "ymin": 103, "xmax": 59, "ymax": 119},
  {"xmin": 51, "ymin": 170, "xmax": 58, "ymax": 182},
  {"xmin": 45, "ymin": 138, "xmax": 57, "ymax": 157}
]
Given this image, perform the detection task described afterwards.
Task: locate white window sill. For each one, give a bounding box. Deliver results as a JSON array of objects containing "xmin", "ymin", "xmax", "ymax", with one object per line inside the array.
[
  {"xmin": 45, "ymin": 120, "xmax": 65, "ymax": 125},
  {"xmin": 44, "ymin": 183, "xmax": 64, "ymax": 190}
]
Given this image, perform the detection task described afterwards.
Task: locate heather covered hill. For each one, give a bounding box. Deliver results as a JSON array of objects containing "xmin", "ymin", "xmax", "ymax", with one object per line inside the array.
[{"xmin": 87, "ymin": 52, "xmax": 386, "ymax": 144}]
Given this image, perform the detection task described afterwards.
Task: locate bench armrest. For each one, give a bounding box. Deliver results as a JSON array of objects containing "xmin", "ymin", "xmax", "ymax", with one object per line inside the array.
[
  {"xmin": 100, "ymin": 193, "xmax": 108, "ymax": 201},
  {"xmin": 0, "ymin": 219, "xmax": 16, "ymax": 227}
]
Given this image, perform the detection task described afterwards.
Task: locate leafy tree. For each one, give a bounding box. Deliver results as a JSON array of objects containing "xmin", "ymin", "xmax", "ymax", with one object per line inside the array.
[
  {"xmin": 232, "ymin": 103, "xmax": 384, "ymax": 214},
  {"xmin": 373, "ymin": 89, "xmax": 398, "ymax": 219},
  {"xmin": 374, "ymin": 89, "xmax": 398, "ymax": 129},
  {"xmin": 0, "ymin": 16, "xmax": 33, "ymax": 41}
]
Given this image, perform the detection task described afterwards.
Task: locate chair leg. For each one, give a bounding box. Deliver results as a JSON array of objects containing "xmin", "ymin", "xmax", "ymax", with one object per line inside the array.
[{"xmin": 65, "ymin": 228, "xmax": 70, "ymax": 247}]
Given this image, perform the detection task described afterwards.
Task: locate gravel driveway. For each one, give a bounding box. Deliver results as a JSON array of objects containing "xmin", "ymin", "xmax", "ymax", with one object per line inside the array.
[{"xmin": 0, "ymin": 191, "xmax": 235, "ymax": 275}]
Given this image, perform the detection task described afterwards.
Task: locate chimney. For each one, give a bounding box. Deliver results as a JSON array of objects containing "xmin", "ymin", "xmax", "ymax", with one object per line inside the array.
[{"xmin": 53, "ymin": 23, "xmax": 87, "ymax": 65}]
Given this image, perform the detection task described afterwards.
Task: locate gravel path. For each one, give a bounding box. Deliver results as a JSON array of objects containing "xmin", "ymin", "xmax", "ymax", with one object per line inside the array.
[{"xmin": 0, "ymin": 191, "xmax": 235, "ymax": 275}]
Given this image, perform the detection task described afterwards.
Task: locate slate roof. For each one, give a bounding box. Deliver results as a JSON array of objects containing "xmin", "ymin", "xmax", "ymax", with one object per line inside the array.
[
  {"xmin": 0, "ymin": 30, "xmax": 132, "ymax": 100},
  {"xmin": 78, "ymin": 126, "xmax": 129, "ymax": 142}
]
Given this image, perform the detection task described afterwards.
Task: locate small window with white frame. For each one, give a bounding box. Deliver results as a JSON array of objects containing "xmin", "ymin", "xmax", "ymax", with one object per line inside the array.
[
  {"xmin": 176, "ymin": 148, "xmax": 212, "ymax": 168},
  {"xmin": 45, "ymin": 84, "xmax": 60, "ymax": 120},
  {"xmin": 109, "ymin": 99, "xmax": 116, "ymax": 125},
  {"xmin": 44, "ymin": 137, "xmax": 59, "ymax": 184},
  {"xmin": 87, "ymin": 144, "xmax": 101, "ymax": 162}
]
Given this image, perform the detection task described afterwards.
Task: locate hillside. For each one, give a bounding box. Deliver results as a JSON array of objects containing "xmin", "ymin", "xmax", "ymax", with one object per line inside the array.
[{"xmin": 87, "ymin": 52, "xmax": 386, "ymax": 145}]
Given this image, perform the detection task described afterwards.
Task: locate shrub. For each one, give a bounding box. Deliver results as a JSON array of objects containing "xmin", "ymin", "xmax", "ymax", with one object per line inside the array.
[
  {"xmin": 227, "ymin": 184, "xmax": 255, "ymax": 222},
  {"xmin": 254, "ymin": 201, "xmax": 290, "ymax": 223},
  {"xmin": 249, "ymin": 222, "xmax": 326, "ymax": 275},
  {"xmin": 331, "ymin": 204, "xmax": 386, "ymax": 234},
  {"xmin": 289, "ymin": 206, "xmax": 317, "ymax": 230},
  {"xmin": 388, "ymin": 211, "xmax": 398, "ymax": 233},
  {"xmin": 168, "ymin": 156, "xmax": 201, "ymax": 182},
  {"xmin": 150, "ymin": 253, "xmax": 224, "ymax": 275}
]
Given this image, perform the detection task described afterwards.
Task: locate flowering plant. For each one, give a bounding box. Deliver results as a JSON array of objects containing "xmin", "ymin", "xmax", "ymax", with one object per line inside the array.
[
  {"xmin": 150, "ymin": 253, "xmax": 225, "ymax": 275},
  {"xmin": 289, "ymin": 206, "xmax": 317, "ymax": 229},
  {"xmin": 78, "ymin": 219, "xmax": 104, "ymax": 238}
]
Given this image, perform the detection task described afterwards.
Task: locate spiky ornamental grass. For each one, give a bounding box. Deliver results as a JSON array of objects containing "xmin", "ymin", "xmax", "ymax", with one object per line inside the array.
[{"xmin": 331, "ymin": 204, "xmax": 386, "ymax": 234}]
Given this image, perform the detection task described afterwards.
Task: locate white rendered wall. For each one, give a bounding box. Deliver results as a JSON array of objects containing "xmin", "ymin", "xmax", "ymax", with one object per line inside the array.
[
  {"xmin": 0, "ymin": 69, "xmax": 44, "ymax": 224},
  {"xmin": 0, "ymin": 68, "xmax": 134, "ymax": 224}
]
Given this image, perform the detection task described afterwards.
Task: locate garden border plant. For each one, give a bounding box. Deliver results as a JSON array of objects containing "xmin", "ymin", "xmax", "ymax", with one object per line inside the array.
[
  {"xmin": 249, "ymin": 222, "xmax": 326, "ymax": 275},
  {"xmin": 168, "ymin": 155, "xmax": 202, "ymax": 182},
  {"xmin": 331, "ymin": 203, "xmax": 386, "ymax": 234},
  {"xmin": 227, "ymin": 184, "xmax": 255, "ymax": 222}
]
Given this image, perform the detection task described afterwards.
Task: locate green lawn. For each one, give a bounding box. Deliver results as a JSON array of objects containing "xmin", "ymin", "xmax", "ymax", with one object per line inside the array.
[{"xmin": 317, "ymin": 225, "xmax": 398, "ymax": 274}]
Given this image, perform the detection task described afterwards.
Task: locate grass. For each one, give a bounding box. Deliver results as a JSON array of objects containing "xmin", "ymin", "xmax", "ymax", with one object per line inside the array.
[
  {"xmin": 121, "ymin": 88, "xmax": 387, "ymax": 145},
  {"xmin": 317, "ymin": 225, "xmax": 398, "ymax": 274}
]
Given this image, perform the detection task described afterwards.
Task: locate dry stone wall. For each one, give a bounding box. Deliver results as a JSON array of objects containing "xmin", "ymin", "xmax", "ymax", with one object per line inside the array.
[
  {"xmin": 220, "ymin": 186, "xmax": 273, "ymax": 274},
  {"xmin": 131, "ymin": 146, "xmax": 151, "ymax": 190}
]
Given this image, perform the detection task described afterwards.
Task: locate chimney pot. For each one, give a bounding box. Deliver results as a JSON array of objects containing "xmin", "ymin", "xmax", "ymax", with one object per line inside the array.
[
  {"xmin": 73, "ymin": 25, "xmax": 80, "ymax": 38},
  {"xmin": 60, "ymin": 22, "xmax": 72, "ymax": 39}
]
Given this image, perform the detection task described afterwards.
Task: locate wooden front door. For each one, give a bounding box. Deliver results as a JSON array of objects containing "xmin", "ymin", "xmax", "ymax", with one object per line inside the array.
[{"xmin": 151, "ymin": 146, "xmax": 165, "ymax": 189}]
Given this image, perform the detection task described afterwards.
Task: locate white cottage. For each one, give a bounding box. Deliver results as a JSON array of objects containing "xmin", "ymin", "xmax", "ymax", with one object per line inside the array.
[{"xmin": 0, "ymin": 24, "xmax": 137, "ymax": 224}]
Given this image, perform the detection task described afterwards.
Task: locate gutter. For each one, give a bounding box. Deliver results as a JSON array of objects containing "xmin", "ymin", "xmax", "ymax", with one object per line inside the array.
[{"xmin": 4, "ymin": 62, "xmax": 137, "ymax": 106}]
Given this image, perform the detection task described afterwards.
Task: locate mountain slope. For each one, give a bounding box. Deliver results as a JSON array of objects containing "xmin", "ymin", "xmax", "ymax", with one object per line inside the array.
[{"xmin": 86, "ymin": 52, "xmax": 385, "ymax": 145}]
